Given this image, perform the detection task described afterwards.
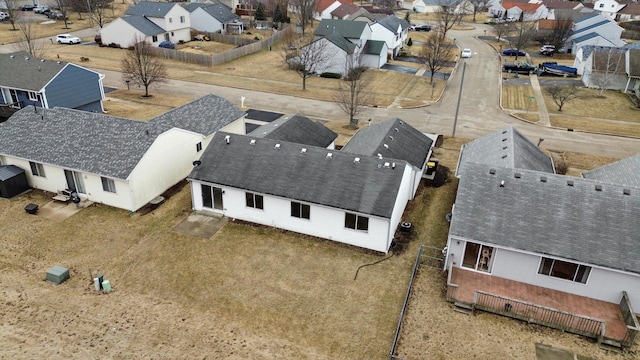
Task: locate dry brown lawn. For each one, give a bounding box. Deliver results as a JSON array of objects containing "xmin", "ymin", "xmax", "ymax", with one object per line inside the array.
[
  {"xmin": 103, "ymin": 90, "xmax": 194, "ymax": 120},
  {"xmin": 544, "ymin": 88, "xmax": 639, "ymax": 121},
  {"xmin": 502, "ymin": 84, "xmax": 537, "ymax": 111}
]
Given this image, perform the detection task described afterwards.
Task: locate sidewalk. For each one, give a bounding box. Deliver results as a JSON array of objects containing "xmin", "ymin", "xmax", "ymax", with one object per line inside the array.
[{"xmin": 529, "ymin": 74, "xmax": 551, "ymax": 127}]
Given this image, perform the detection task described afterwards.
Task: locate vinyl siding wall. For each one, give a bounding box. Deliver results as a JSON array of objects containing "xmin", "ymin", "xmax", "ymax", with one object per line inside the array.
[
  {"xmin": 45, "ymin": 64, "xmax": 104, "ymax": 112},
  {"xmin": 190, "ymin": 8, "xmax": 223, "ymax": 33},
  {"xmin": 190, "ymin": 182, "xmax": 394, "ymax": 252}
]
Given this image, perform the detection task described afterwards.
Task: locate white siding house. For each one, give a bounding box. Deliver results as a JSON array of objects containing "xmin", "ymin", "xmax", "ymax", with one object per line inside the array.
[
  {"xmin": 0, "ymin": 95, "xmax": 246, "ymax": 212},
  {"xmin": 369, "ymin": 15, "xmax": 410, "ymax": 59},
  {"xmin": 185, "ymin": 2, "xmax": 240, "ymax": 34},
  {"xmin": 593, "ymin": 0, "xmax": 627, "ymax": 19}
]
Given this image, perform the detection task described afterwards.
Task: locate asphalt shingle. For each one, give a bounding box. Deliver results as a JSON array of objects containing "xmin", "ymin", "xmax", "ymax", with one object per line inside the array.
[
  {"xmin": 249, "ymin": 114, "xmax": 338, "ymax": 148},
  {"xmin": 0, "ymin": 52, "xmax": 68, "ymax": 91}
]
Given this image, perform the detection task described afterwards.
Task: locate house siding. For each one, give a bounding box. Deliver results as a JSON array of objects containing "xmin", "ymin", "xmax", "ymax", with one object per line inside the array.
[
  {"xmin": 45, "ymin": 65, "xmax": 104, "ymax": 112},
  {"xmin": 191, "ymin": 183, "xmax": 394, "ymax": 252},
  {"xmin": 190, "ymin": 8, "xmax": 224, "ymax": 33},
  {"xmin": 448, "ymin": 237, "xmax": 640, "ymax": 311},
  {"xmin": 101, "ymin": 19, "xmax": 153, "ymax": 48}
]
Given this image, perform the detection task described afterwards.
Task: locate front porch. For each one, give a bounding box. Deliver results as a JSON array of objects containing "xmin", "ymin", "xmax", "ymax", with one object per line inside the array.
[{"xmin": 446, "ymin": 266, "xmax": 639, "ymax": 348}]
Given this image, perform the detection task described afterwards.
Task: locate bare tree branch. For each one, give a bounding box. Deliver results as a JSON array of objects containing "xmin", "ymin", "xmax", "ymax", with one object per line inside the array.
[
  {"xmin": 544, "ymin": 85, "xmax": 581, "ymax": 111},
  {"xmin": 3, "ymin": 0, "xmax": 22, "ymax": 31},
  {"xmin": 289, "ymin": 0, "xmax": 317, "ymax": 36},
  {"xmin": 435, "ymin": 0, "xmax": 463, "ymax": 41},
  {"xmin": 121, "ymin": 36, "xmax": 168, "ymax": 97},
  {"xmin": 509, "ymin": 20, "xmax": 537, "ymax": 61},
  {"xmin": 15, "ymin": 21, "xmax": 47, "ymax": 58},
  {"xmin": 335, "ymin": 54, "xmax": 370, "ymax": 127},
  {"xmin": 590, "ymin": 48, "xmax": 625, "ymax": 97},
  {"xmin": 419, "ymin": 33, "xmax": 454, "ymax": 84},
  {"xmin": 55, "ymin": 0, "xmax": 71, "ymax": 29},
  {"xmin": 288, "ymin": 37, "xmax": 335, "ymax": 90}
]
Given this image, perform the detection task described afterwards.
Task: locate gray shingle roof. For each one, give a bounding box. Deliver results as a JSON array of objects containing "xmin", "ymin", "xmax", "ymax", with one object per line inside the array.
[
  {"xmin": 582, "ymin": 153, "xmax": 640, "ymax": 188},
  {"xmin": 314, "ymin": 19, "xmax": 368, "ymax": 39},
  {"xmin": 322, "ymin": 33, "xmax": 357, "ymax": 53},
  {"xmin": 0, "ymin": 94, "xmax": 243, "ymax": 180},
  {"xmin": 121, "ymin": 16, "xmax": 166, "ymax": 36},
  {"xmin": 572, "ymin": 20, "xmax": 611, "ymax": 36},
  {"xmin": 185, "ymin": 2, "xmax": 238, "ymax": 23},
  {"xmin": 249, "ymin": 114, "xmax": 338, "ymax": 148},
  {"xmin": 456, "ymin": 126, "xmax": 555, "ymax": 177},
  {"xmin": 150, "ymin": 94, "xmax": 246, "ymax": 135},
  {"xmin": 125, "ymin": 1, "xmax": 176, "ymax": 17},
  {"xmin": 375, "ymin": 15, "xmax": 410, "ymax": 33},
  {"xmin": 450, "ymin": 162, "xmax": 640, "ymax": 275},
  {"xmin": 188, "ymin": 132, "xmax": 407, "ymax": 218},
  {"xmin": 573, "ymin": 32, "xmax": 615, "ymax": 46},
  {"xmin": 341, "ymin": 118, "xmax": 433, "ymax": 169},
  {"xmin": 362, "ymin": 40, "xmax": 386, "ymax": 55},
  {"xmin": 0, "ymin": 52, "xmax": 68, "ymax": 91},
  {"xmin": 574, "ymin": 11, "xmax": 601, "ymax": 23}
]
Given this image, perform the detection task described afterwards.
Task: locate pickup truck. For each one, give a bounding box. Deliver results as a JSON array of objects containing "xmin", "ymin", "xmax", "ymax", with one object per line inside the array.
[{"xmin": 503, "ymin": 61, "xmax": 536, "ymax": 75}]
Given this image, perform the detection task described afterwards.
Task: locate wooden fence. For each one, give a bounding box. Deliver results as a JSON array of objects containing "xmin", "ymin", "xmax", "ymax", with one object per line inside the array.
[
  {"xmin": 474, "ymin": 291, "xmax": 605, "ymax": 342},
  {"xmin": 148, "ymin": 47, "xmax": 214, "ymax": 66}
]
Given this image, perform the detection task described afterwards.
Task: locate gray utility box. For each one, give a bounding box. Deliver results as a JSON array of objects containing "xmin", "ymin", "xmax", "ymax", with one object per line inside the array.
[{"xmin": 46, "ymin": 265, "xmax": 70, "ymax": 284}]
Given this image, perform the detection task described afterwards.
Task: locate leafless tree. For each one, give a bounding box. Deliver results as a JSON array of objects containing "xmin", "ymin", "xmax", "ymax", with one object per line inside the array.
[
  {"xmin": 278, "ymin": 27, "xmax": 303, "ymax": 63},
  {"xmin": 509, "ymin": 20, "xmax": 536, "ymax": 61},
  {"xmin": 549, "ymin": 16, "xmax": 573, "ymax": 53},
  {"xmin": 55, "ymin": 0, "xmax": 71, "ymax": 29},
  {"xmin": 435, "ymin": 0, "xmax": 463, "ymax": 40},
  {"xmin": 544, "ymin": 86, "xmax": 581, "ymax": 111},
  {"xmin": 591, "ymin": 48, "xmax": 625, "ymax": 97},
  {"xmin": 376, "ymin": 0, "xmax": 396, "ymax": 9},
  {"xmin": 3, "ymin": 0, "xmax": 22, "ymax": 31},
  {"xmin": 68, "ymin": 0, "xmax": 87, "ymax": 20},
  {"xmin": 88, "ymin": 0, "xmax": 114, "ymax": 28},
  {"xmin": 491, "ymin": 22, "xmax": 513, "ymax": 41},
  {"xmin": 290, "ymin": 0, "xmax": 317, "ymax": 36},
  {"xmin": 467, "ymin": 0, "xmax": 485, "ymax": 22},
  {"xmin": 289, "ymin": 37, "xmax": 334, "ymax": 90},
  {"xmin": 121, "ymin": 36, "xmax": 168, "ymax": 97},
  {"xmin": 419, "ymin": 32, "xmax": 454, "ymax": 84},
  {"xmin": 15, "ymin": 21, "xmax": 47, "ymax": 58},
  {"xmin": 335, "ymin": 54, "xmax": 370, "ymax": 128}
]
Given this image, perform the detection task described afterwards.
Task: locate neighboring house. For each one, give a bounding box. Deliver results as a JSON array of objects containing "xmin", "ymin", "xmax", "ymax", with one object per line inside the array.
[
  {"xmin": 301, "ymin": 33, "xmax": 359, "ymax": 75},
  {"xmin": 580, "ymin": 47, "xmax": 627, "ymax": 90},
  {"xmin": 248, "ymin": 114, "xmax": 338, "ymax": 149},
  {"xmin": 0, "ymin": 95, "xmax": 246, "ymax": 212},
  {"xmin": 403, "ymin": 0, "xmax": 442, "ymax": 14},
  {"xmin": 185, "ymin": 2, "xmax": 240, "ymax": 34},
  {"xmin": 188, "ymin": 118, "xmax": 435, "ymax": 253},
  {"xmin": 314, "ymin": 18, "xmax": 372, "ymax": 48},
  {"xmin": 341, "ymin": 118, "xmax": 434, "ymax": 199},
  {"xmin": 331, "ymin": 3, "xmax": 360, "ymax": 19},
  {"xmin": 0, "ymin": 52, "xmax": 105, "ymax": 113},
  {"xmin": 347, "ymin": 7, "xmax": 387, "ymax": 23},
  {"xmin": 544, "ymin": 0, "xmax": 584, "ymax": 20},
  {"xmin": 582, "ymin": 153, "xmax": 640, "ymax": 187},
  {"xmin": 444, "ymin": 126, "xmax": 640, "ymax": 345},
  {"xmin": 314, "ymin": 0, "xmax": 353, "ymax": 20},
  {"xmin": 624, "ymin": 48, "xmax": 640, "ymax": 95},
  {"xmin": 569, "ymin": 13, "xmax": 625, "ymax": 54},
  {"xmin": 370, "ymin": 15, "xmax": 410, "ymax": 59},
  {"xmin": 361, "ymin": 40, "xmax": 389, "ymax": 69},
  {"xmin": 101, "ymin": 1, "xmax": 191, "ymax": 48},
  {"xmin": 617, "ymin": 3, "xmax": 640, "ymax": 21},
  {"xmin": 489, "ymin": 1, "xmax": 549, "ymax": 21},
  {"xmin": 593, "ymin": 0, "xmax": 628, "ymax": 19}
]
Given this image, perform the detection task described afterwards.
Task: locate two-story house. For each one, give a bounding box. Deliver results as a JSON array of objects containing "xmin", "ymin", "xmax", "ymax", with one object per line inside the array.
[{"xmin": 369, "ymin": 15, "xmax": 410, "ymax": 59}]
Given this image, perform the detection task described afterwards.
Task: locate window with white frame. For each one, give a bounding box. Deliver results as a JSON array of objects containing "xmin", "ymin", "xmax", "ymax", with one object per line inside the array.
[
  {"xmin": 152, "ymin": 35, "xmax": 158, "ymax": 42},
  {"xmin": 196, "ymin": 142, "xmax": 202, "ymax": 152},
  {"xmin": 180, "ymin": 15, "xmax": 185, "ymax": 23},
  {"xmin": 538, "ymin": 257, "xmax": 591, "ymax": 284},
  {"xmin": 245, "ymin": 192, "xmax": 263, "ymax": 209},
  {"xmin": 169, "ymin": 17, "xmax": 173, "ymax": 23},
  {"xmin": 29, "ymin": 161, "xmax": 45, "ymax": 177},
  {"xmin": 291, "ymin": 201, "xmax": 310, "ymax": 219},
  {"xmin": 101, "ymin": 177, "xmax": 116, "ymax": 193},
  {"xmin": 345, "ymin": 212, "xmax": 368, "ymax": 231},
  {"xmin": 462, "ymin": 242, "xmax": 494, "ymax": 272},
  {"xmin": 28, "ymin": 91, "xmax": 38, "ymax": 101}
]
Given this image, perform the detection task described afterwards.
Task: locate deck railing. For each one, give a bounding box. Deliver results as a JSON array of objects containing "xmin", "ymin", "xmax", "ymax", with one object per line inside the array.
[
  {"xmin": 444, "ymin": 254, "xmax": 458, "ymax": 302},
  {"xmin": 619, "ymin": 291, "xmax": 640, "ymax": 348},
  {"xmin": 474, "ymin": 291, "xmax": 605, "ymax": 342}
]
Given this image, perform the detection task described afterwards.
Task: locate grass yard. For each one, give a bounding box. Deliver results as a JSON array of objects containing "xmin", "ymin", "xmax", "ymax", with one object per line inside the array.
[
  {"xmin": 103, "ymin": 90, "xmax": 194, "ymax": 120},
  {"xmin": 544, "ymin": 88, "xmax": 640, "ymax": 121},
  {"xmin": 549, "ymin": 115, "xmax": 640, "ymax": 138},
  {"xmin": 502, "ymin": 84, "xmax": 537, "ymax": 111}
]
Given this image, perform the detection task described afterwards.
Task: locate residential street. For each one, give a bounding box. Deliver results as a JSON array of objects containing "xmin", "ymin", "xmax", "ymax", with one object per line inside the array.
[{"xmin": 3, "ymin": 24, "xmax": 640, "ymax": 158}]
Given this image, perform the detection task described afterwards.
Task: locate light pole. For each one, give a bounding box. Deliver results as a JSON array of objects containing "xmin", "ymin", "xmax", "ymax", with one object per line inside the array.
[{"xmin": 452, "ymin": 62, "xmax": 466, "ymax": 137}]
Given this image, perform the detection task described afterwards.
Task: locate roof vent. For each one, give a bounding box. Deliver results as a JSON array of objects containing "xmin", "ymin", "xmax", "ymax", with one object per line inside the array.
[
  {"xmin": 56, "ymin": 61, "xmax": 61, "ymax": 64},
  {"xmin": 354, "ymin": 157, "xmax": 360, "ymax": 163},
  {"xmin": 9, "ymin": 55, "xmax": 14, "ymax": 59},
  {"xmin": 224, "ymin": 135, "xmax": 230, "ymax": 144},
  {"xmin": 595, "ymin": 184, "xmax": 602, "ymax": 191},
  {"xmin": 250, "ymin": 139, "xmax": 256, "ymax": 145},
  {"xmin": 514, "ymin": 173, "xmax": 521, "ymax": 178},
  {"xmin": 399, "ymin": 120, "xmax": 404, "ymax": 125},
  {"xmin": 25, "ymin": 56, "xmax": 30, "ymax": 61},
  {"xmin": 623, "ymin": 188, "xmax": 631, "ymax": 195},
  {"xmin": 501, "ymin": 154, "xmax": 507, "ymax": 159},
  {"xmin": 489, "ymin": 168, "xmax": 496, "ymax": 175},
  {"xmin": 301, "ymin": 148, "xmax": 307, "ymax": 153},
  {"xmin": 502, "ymin": 146, "xmax": 507, "ymax": 150},
  {"xmin": 383, "ymin": 144, "xmax": 389, "ymax": 149},
  {"xmin": 377, "ymin": 153, "xmax": 383, "ymax": 159},
  {"xmin": 274, "ymin": 143, "xmax": 280, "ymax": 149},
  {"xmin": 566, "ymin": 180, "xmax": 574, "ymax": 186},
  {"xmin": 384, "ymin": 162, "xmax": 390, "ymax": 168},
  {"xmin": 394, "ymin": 127, "xmax": 399, "ymax": 132},
  {"xmin": 502, "ymin": 130, "xmax": 507, "ymax": 134},
  {"xmin": 389, "ymin": 136, "xmax": 394, "ymax": 141},
  {"xmin": 502, "ymin": 138, "xmax": 507, "ymax": 142},
  {"xmin": 192, "ymin": 160, "xmax": 201, "ymax": 167},
  {"xmin": 499, "ymin": 180, "xmax": 505, "ymax": 187},
  {"xmin": 40, "ymin": 59, "xmax": 45, "ymax": 62},
  {"xmin": 326, "ymin": 153, "xmax": 332, "ymax": 158},
  {"xmin": 392, "ymin": 162, "xmax": 396, "ymax": 169},
  {"xmin": 540, "ymin": 176, "xmax": 547, "ymax": 183}
]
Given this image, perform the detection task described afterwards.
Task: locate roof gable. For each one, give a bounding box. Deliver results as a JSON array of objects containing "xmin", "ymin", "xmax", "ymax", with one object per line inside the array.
[
  {"xmin": 341, "ymin": 118, "xmax": 433, "ymax": 169},
  {"xmin": 619, "ymin": 3, "xmax": 640, "ymax": 15},
  {"xmin": 582, "ymin": 153, "xmax": 640, "ymax": 188},
  {"xmin": 249, "ymin": 114, "xmax": 338, "ymax": 148},
  {"xmin": 502, "ymin": 1, "xmax": 543, "ymax": 12},
  {"xmin": 375, "ymin": 15, "xmax": 409, "ymax": 33},
  {"xmin": 188, "ymin": 132, "xmax": 407, "ymax": 218},
  {"xmin": 125, "ymin": 1, "xmax": 176, "ymax": 17},
  {"xmin": 0, "ymin": 52, "xmax": 67, "ymax": 91},
  {"xmin": 322, "ymin": 32, "xmax": 357, "ymax": 53},
  {"xmin": 362, "ymin": 39, "xmax": 386, "ymax": 55},
  {"xmin": 451, "ymin": 162, "xmax": 640, "ymax": 275},
  {"xmin": 331, "ymin": 3, "xmax": 360, "ymax": 18},
  {"xmin": 456, "ymin": 126, "xmax": 555, "ymax": 177},
  {"xmin": 121, "ymin": 15, "xmax": 166, "ymax": 35},
  {"xmin": 187, "ymin": 2, "xmax": 238, "ymax": 22}
]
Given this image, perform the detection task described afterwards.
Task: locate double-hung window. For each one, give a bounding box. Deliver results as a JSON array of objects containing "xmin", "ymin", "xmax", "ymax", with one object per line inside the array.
[
  {"xmin": 246, "ymin": 192, "xmax": 263, "ymax": 209},
  {"xmin": 291, "ymin": 202, "xmax": 310, "ymax": 219},
  {"xmin": 29, "ymin": 161, "xmax": 45, "ymax": 177},
  {"xmin": 345, "ymin": 212, "xmax": 368, "ymax": 231},
  {"xmin": 101, "ymin": 177, "xmax": 116, "ymax": 193}
]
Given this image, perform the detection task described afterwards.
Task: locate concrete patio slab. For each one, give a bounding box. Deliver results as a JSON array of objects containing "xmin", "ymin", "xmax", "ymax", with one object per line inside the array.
[
  {"xmin": 173, "ymin": 211, "xmax": 227, "ymax": 239},
  {"xmin": 38, "ymin": 200, "xmax": 92, "ymax": 222}
]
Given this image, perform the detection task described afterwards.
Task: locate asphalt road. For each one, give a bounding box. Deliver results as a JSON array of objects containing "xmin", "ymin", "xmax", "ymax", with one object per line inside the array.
[{"xmin": 3, "ymin": 23, "xmax": 640, "ymax": 158}]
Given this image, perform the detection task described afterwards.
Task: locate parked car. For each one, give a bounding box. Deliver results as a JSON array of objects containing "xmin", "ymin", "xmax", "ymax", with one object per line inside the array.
[
  {"xmin": 20, "ymin": 4, "xmax": 35, "ymax": 11},
  {"xmin": 47, "ymin": 11, "xmax": 67, "ymax": 20},
  {"xmin": 33, "ymin": 6, "xmax": 50, "ymax": 13},
  {"xmin": 461, "ymin": 49, "xmax": 472, "ymax": 58},
  {"xmin": 540, "ymin": 45, "xmax": 555, "ymax": 56},
  {"xmin": 0, "ymin": 11, "xmax": 9, "ymax": 20},
  {"xmin": 158, "ymin": 40, "xmax": 175, "ymax": 49},
  {"xmin": 414, "ymin": 24, "xmax": 431, "ymax": 32},
  {"xmin": 502, "ymin": 48, "xmax": 526, "ymax": 56},
  {"xmin": 56, "ymin": 34, "xmax": 81, "ymax": 44},
  {"xmin": 505, "ymin": 16, "xmax": 518, "ymax": 22},
  {"xmin": 94, "ymin": 34, "xmax": 102, "ymax": 44},
  {"xmin": 503, "ymin": 61, "xmax": 536, "ymax": 75}
]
